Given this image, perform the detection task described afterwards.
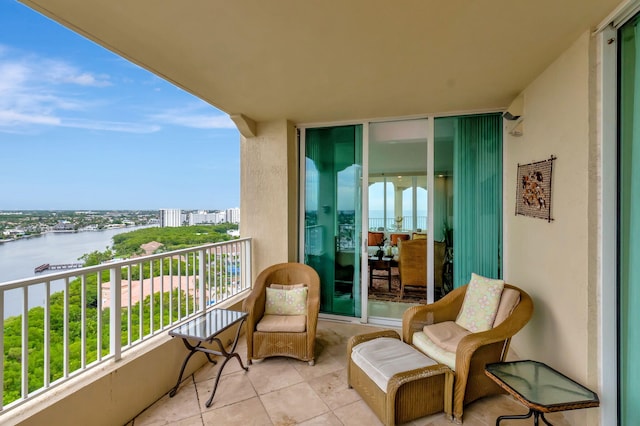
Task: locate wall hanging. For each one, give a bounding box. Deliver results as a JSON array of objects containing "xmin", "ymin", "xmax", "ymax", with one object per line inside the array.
[{"xmin": 515, "ymin": 155, "xmax": 556, "ymax": 222}]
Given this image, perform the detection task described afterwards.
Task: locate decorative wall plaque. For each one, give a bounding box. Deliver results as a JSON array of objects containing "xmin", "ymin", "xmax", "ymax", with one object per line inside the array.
[{"xmin": 515, "ymin": 155, "xmax": 556, "ymax": 222}]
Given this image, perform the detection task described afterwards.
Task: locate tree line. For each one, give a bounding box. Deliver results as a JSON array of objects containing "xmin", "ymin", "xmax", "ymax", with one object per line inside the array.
[{"xmin": 3, "ymin": 224, "xmax": 238, "ymax": 405}]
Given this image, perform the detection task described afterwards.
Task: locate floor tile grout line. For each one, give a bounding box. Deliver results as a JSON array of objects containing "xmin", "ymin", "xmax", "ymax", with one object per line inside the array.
[{"xmin": 191, "ymin": 374, "xmax": 206, "ymax": 425}]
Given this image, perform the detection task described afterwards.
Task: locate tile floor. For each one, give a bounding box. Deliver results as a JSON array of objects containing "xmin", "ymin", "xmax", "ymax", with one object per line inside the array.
[
  {"xmin": 129, "ymin": 320, "xmax": 570, "ymax": 426},
  {"xmin": 368, "ymin": 299, "xmax": 419, "ymax": 320}
]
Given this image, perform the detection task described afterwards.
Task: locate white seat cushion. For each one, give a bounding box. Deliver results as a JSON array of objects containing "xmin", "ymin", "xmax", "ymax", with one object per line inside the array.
[
  {"xmin": 412, "ymin": 331, "xmax": 456, "ymax": 371},
  {"xmin": 351, "ymin": 337, "xmax": 437, "ymax": 392},
  {"xmin": 256, "ymin": 314, "xmax": 306, "ymax": 332},
  {"xmin": 422, "ymin": 321, "xmax": 470, "ymax": 352}
]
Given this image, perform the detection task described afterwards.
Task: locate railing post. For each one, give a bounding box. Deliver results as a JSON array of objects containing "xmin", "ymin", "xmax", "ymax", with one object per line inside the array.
[
  {"xmin": 199, "ymin": 249, "xmax": 205, "ymax": 312},
  {"xmin": 244, "ymin": 239, "xmax": 252, "ymax": 291},
  {"xmin": 110, "ymin": 267, "xmax": 122, "ymax": 361},
  {"xmin": 0, "ymin": 291, "xmax": 4, "ymax": 409},
  {"xmin": 22, "ymin": 286, "xmax": 28, "ymax": 398}
]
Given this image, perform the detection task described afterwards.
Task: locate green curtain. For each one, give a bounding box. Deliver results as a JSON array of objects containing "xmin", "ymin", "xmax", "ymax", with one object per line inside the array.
[
  {"xmin": 452, "ymin": 114, "xmax": 503, "ymax": 287},
  {"xmin": 619, "ymin": 16, "xmax": 640, "ymax": 424}
]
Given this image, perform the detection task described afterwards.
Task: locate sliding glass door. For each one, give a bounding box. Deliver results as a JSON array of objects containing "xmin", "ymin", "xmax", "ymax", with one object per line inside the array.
[
  {"xmin": 367, "ymin": 119, "xmax": 429, "ymax": 313},
  {"xmin": 303, "ymin": 125, "xmax": 362, "ymax": 317},
  {"xmin": 300, "ymin": 114, "xmax": 502, "ymax": 321},
  {"xmin": 619, "ymin": 15, "xmax": 640, "ymax": 423}
]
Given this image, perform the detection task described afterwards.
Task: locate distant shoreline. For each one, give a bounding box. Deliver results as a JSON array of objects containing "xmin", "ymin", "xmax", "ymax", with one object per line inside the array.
[{"xmin": 1, "ymin": 225, "xmax": 146, "ymax": 244}]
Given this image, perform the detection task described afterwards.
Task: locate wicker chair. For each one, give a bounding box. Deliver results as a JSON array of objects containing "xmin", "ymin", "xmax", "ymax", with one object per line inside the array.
[
  {"xmin": 397, "ymin": 238, "xmax": 447, "ymax": 299},
  {"xmin": 397, "ymin": 239, "xmax": 426, "ymax": 299},
  {"xmin": 243, "ymin": 262, "xmax": 320, "ymax": 365},
  {"xmin": 402, "ymin": 283, "xmax": 534, "ymax": 423}
]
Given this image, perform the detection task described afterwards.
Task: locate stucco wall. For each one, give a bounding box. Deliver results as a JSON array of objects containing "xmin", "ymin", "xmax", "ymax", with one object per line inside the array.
[
  {"xmin": 240, "ymin": 119, "xmax": 298, "ymax": 279},
  {"xmin": 504, "ymin": 29, "xmax": 598, "ymax": 400}
]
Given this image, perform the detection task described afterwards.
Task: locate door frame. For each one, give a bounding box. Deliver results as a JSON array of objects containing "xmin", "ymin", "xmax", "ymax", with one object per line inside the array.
[{"xmin": 298, "ymin": 124, "xmax": 367, "ymax": 323}]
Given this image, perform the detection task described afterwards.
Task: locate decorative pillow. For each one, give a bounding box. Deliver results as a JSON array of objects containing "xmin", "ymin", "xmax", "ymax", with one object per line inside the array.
[
  {"xmin": 492, "ymin": 288, "xmax": 521, "ymax": 327},
  {"xmin": 455, "ymin": 273, "xmax": 504, "ymax": 332},
  {"xmin": 265, "ymin": 286, "xmax": 308, "ymax": 315}
]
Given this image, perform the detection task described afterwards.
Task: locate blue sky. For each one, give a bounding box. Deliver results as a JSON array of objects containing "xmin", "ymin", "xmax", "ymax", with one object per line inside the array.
[{"xmin": 0, "ymin": 1, "xmax": 240, "ymax": 211}]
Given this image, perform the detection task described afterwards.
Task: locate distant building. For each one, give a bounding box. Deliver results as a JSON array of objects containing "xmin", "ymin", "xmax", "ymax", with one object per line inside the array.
[
  {"xmin": 188, "ymin": 211, "xmax": 220, "ymax": 225},
  {"xmin": 52, "ymin": 220, "xmax": 75, "ymax": 231},
  {"xmin": 226, "ymin": 207, "xmax": 240, "ymax": 224},
  {"xmin": 159, "ymin": 209, "xmax": 182, "ymax": 227}
]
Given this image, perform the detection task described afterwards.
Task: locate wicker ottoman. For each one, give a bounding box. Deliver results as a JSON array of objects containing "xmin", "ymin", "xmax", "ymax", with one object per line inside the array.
[{"xmin": 347, "ymin": 330, "xmax": 453, "ymax": 426}]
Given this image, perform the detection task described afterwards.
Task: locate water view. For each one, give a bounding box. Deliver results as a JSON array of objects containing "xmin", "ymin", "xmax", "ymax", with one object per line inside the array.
[{"xmin": 0, "ymin": 226, "xmax": 151, "ymax": 318}]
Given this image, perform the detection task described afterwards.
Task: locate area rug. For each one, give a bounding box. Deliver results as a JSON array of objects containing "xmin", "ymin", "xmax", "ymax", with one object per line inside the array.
[{"xmin": 368, "ymin": 267, "xmax": 428, "ymax": 304}]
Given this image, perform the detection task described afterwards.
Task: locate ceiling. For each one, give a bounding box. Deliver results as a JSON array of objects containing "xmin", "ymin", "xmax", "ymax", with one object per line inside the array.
[{"xmin": 21, "ymin": 0, "xmax": 620, "ymax": 125}]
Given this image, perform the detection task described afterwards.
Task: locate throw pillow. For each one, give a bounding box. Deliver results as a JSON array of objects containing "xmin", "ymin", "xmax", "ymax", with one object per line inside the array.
[
  {"xmin": 265, "ymin": 286, "xmax": 308, "ymax": 315},
  {"xmin": 455, "ymin": 273, "xmax": 504, "ymax": 332}
]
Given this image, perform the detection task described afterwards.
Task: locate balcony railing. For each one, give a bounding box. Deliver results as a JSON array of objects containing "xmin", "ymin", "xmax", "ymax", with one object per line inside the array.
[
  {"xmin": 0, "ymin": 238, "xmax": 252, "ymax": 413},
  {"xmin": 369, "ymin": 216, "xmax": 427, "ymax": 232}
]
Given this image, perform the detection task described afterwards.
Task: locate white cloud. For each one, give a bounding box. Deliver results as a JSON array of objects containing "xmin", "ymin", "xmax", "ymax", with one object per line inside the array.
[
  {"xmin": 60, "ymin": 118, "xmax": 161, "ymax": 133},
  {"xmin": 0, "ymin": 110, "xmax": 60, "ymax": 126},
  {"xmin": 0, "ymin": 48, "xmax": 154, "ymax": 133},
  {"xmin": 42, "ymin": 60, "xmax": 111, "ymax": 87},
  {"xmin": 149, "ymin": 103, "xmax": 235, "ymax": 129},
  {"xmin": 0, "ymin": 46, "xmax": 230, "ymax": 135}
]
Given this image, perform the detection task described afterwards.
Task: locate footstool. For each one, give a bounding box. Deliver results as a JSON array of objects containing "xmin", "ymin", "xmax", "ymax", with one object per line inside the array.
[{"xmin": 347, "ymin": 330, "xmax": 453, "ymax": 426}]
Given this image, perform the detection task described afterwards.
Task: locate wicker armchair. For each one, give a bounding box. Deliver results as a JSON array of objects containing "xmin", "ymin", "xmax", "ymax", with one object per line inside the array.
[
  {"xmin": 397, "ymin": 238, "xmax": 447, "ymax": 299},
  {"xmin": 398, "ymin": 239, "xmax": 426, "ymax": 299},
  {"xmin": 402, "ymin": 283, "xmax": 533, "ymax": 423},
  {"xmin": 243, "ymin": 262, "xmax": 320, "ymax": 365}
]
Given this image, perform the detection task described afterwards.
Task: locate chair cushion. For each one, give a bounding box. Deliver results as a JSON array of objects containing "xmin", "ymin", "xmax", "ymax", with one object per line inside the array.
[
  {"xmin": 256, "ymin": 314, "xmax": 307, "ymax": 332},
  {"xmin": 422, "ymin": 321, "xmax": 470, "ymax": 353},
  {"xmin": 368, "ymin": 231, "xmax": 385, "ymax": 247},
  {"xmin": 351, "ymin": 337, "xmax": 437, "ymax": 392},
  {"xmin": 493, "ymin": 288, "xmax": 521, "ymax": 327},
  {"xmin": 265, "ymin": 286, "xmax": 308, "ymax": 315},
  {"xmin": 412, "ymin": 332, "xmax": 456, "ymax": 370},
  {"xmin": 455, "ymin": 273, "xmax": 504, "ymax": 332}
]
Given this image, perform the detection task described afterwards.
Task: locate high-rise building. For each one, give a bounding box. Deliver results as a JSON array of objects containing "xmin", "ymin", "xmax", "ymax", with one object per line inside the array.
[
  {"xmin": 226, "ymin": 207, "xmax": 240, "ymax": 224},
  {"xmin": 159, "ymin": 209, "xmax": 182, "ymax": 227},
  {"xmin": 188, "ymin": 211, "xmax": 220, "ymax": 225}
]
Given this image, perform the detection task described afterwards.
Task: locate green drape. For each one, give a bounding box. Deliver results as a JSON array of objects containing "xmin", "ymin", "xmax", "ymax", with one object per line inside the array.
[
  {"xmin": 452, "ymin": 114, "xmax": 503, "ymax": 287},
  {"xmin": 619, "ymin": 16, "xmax": 640, "ymax": 424}
]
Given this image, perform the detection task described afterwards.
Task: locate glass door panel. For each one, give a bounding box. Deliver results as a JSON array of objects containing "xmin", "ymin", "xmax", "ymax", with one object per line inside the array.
[
  {"xmin": 303, "ymin": 125, "xmax": 362, "ymax": 317},
  {"xmin": 368, "ymin": 119, "xmax": 428, "ymax": 315},
  {"xmin": 433, "ymin": 117, "xmax": 455, "ymax": 297},
  {"xmin": 619, "ymin": 16, "xmax": 640, "ymax": 423}
]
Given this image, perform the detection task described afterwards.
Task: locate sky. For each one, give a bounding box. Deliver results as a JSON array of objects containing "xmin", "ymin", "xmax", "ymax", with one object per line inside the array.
[{"xmin": 0, "ymin": 1, "xmax": 240, "ymax": 211}]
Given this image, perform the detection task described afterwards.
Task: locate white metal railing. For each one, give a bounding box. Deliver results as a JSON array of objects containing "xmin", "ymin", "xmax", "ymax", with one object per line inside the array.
[
  {"xmin": 369, "ymin": 215, "xmax": 427, "ymax": 232},
  {"xmin": 0, "ymin": 238, "xmax": 251, "ymax": 413}
]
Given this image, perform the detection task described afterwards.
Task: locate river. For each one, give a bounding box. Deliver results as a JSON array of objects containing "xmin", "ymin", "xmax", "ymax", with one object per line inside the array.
[{"xmin": 0, "ymin": 226, "xmax": 153, "ymax": 318}]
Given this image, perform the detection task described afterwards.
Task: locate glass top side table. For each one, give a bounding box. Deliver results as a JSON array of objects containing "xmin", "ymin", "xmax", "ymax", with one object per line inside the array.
[
  {"xmin": 485, "ymin": 360, "xmax": 599, "ymax": 425},
  {"xmin": 168, "ymin": 308, "xmax": 248, "ymax": 407}
]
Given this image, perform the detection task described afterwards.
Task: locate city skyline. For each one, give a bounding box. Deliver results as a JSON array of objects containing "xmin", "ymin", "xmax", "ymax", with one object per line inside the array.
[{"xmin": 0, "ymin": 1, "xmax": 240, "ymax": 211}]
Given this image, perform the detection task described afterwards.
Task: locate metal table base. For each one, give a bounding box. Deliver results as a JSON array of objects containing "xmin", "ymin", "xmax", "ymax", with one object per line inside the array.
[{"xmin": 169, "ymin": 311, "xmax": 248, "ymax": 407}]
